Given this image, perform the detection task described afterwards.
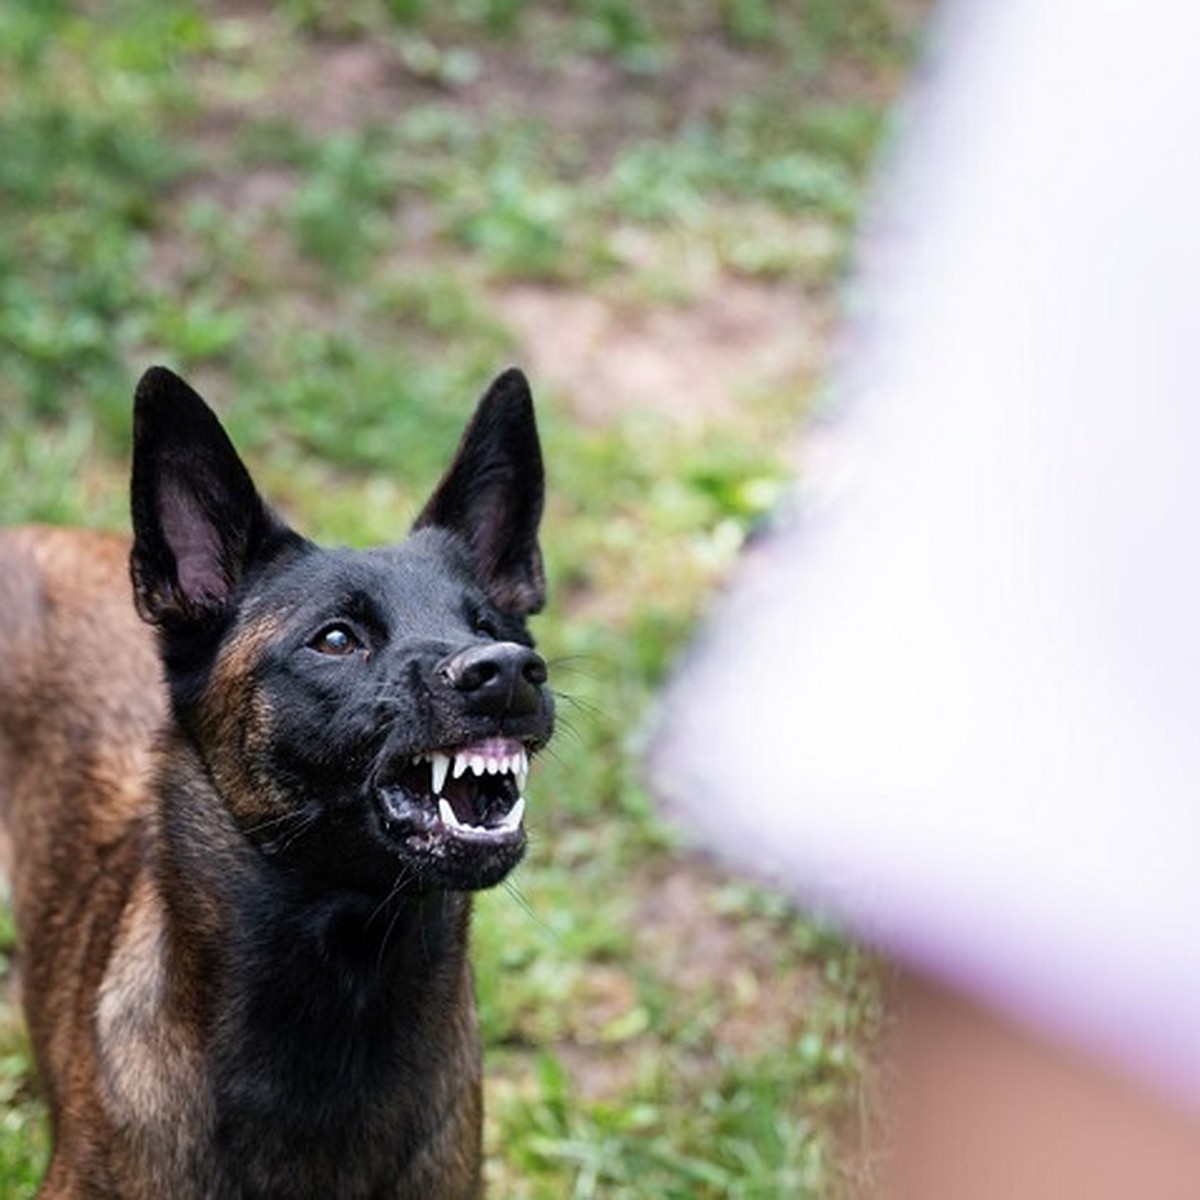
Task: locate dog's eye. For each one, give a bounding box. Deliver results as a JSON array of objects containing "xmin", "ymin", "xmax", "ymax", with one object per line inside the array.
[
  {"xmin": 309, "ymin": 624, "xmax": 362, "ymax": 657},
  {"xmin": 472, "ymin": 614, "xmax": 498, "ymax": 639}
]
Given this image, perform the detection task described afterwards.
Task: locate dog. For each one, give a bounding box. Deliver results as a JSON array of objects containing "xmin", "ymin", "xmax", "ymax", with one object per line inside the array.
[{"xmin": 0, "ymin": 365, "xmax": 554, "ymax": 1198}]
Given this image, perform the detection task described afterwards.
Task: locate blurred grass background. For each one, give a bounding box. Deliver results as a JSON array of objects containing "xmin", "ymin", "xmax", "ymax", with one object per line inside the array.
[{"xmin": 0, "ymin": 1, "xmax": 927, "ymax": 1195}]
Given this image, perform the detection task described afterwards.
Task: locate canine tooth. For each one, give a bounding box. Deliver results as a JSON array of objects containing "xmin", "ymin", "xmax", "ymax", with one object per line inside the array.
[
  {"xmin": 430, "ymin": 752, "xmax": 450, "ymax": 796},
  {"xmin": 516, "ymin": 749, "xmax": 529, "ymax": 791},
  {"xmin": 438, "ymin": 798, "xmax": 462, "ymax": 829},
  {"xmin": 501, "ymin": 796, "xmax": 526, "ymax": 831}
]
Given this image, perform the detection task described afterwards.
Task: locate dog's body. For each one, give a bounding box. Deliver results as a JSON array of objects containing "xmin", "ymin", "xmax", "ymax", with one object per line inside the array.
[{"xmin": 0, "ymin": 368, "xmax": 553, "ymax": 1198}]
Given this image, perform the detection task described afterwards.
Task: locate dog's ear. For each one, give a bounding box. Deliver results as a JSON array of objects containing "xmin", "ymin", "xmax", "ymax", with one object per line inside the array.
[
  {"xmin": 415, "ymin": 368, "xmax": 546, "ymax": 617},
  {"xmin": 130, "ymin": 366, "xmax": 298, "ymax": 628}
]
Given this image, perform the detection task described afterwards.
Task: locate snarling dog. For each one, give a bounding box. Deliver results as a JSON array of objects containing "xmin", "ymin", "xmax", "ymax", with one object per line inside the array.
[{"xmin": 0, "ymin": 367, "xmax": 553, "ymax": 1198}]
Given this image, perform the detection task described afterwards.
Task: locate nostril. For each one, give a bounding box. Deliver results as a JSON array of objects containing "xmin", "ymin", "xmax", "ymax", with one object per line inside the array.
[
  {"xmin": 458, "ymin": 659, "xmax": 500, "ymax": 691},
  {"xmin": 437, "ymin": 642, "xmax": 546, "ymax": 717}
]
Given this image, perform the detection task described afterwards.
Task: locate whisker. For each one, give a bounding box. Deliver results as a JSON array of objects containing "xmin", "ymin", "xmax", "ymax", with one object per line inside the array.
[
  {"xmin": 544, "ymin": 654, "xmax": 608, "ymax": 681},
  {"xmin": 271, "ymin": 809, "xmax": 321, "ymax": 856},
  {"xmin": 367, "ymin": 870, "xmax": 411, "ymax": 930},
  {"xmin": 375, "ymin": 898, "xmax": 407, "ymax": 974},
  {"xmin": 241, "ymin": 806, "xmax": 319, "ymax": 854},
  {"xmin": 241, "ymin": 810, "xmax": 301, "ymax": 837},
  {"xmin": 371, "ymin": 868, "xmax": 423, "ymax": 974},
  {"xmin": 552, "ymin": 690, "xmax": 610, "ymax": 724},
  {"xmin": 500, "ymin": 877, "xmax": 550, "ymax": 932},
  {"xmin": 534, "ymin": 742, "xmax": 571, "ymax": 769},
  {"xmin": 541, "ymin": 721, "xmax": 580, "ymax": 750}
]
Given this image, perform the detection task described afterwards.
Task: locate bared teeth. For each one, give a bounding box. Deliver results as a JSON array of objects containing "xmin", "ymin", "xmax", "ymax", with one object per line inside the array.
[
  {"xmin": 416, "ymin": 744, "xmax": 532, "ymax": 797},
  {"xmin": 430, "ymin": 752, "xmax": 451, "ymax": 796}
]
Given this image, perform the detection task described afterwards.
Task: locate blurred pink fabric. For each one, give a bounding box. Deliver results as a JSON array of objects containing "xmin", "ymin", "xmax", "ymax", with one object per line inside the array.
[{"xmin": 653, "ymin": 0, "xmax": 1200, "ymax": 1112}]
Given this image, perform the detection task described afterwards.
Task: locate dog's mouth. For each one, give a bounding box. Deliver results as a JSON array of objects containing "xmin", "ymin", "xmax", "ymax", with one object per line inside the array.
[{"xmin": 375, "ymin": 737, "xmax": 530, "ymax": 846}]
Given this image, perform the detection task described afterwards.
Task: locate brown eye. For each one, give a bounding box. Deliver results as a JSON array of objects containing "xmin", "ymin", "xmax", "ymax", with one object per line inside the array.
[{"xmin": 310, "ymin": 624, "xmax": 361, "ymax": 657}]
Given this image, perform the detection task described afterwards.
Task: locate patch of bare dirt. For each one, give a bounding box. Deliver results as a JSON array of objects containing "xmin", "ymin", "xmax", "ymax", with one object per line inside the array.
[
  {"xmin": 544, "ymin": 853, "xmax": 829, "ymax": 1107},
  {"xmin": 198, "ymin": 3, "xmax": 782, "ymax": 156},
  {"xmin": 498, "ymin": 279, "xmax": 831, "ymax": 427},
  {"xmin": 632, "ymin": 855, "xmax": 825, "ymax": 1053}
]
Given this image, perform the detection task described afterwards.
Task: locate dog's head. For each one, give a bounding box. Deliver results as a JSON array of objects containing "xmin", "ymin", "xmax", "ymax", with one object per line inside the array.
[{"xmin": 129, "ymin": 366, "xmax": 553, "ymax": 894}]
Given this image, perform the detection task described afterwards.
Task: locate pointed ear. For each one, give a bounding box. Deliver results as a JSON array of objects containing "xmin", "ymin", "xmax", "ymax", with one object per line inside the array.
[
  {"xmin": 129, "ymin": 366, "xmax": 296, "ymax": 628},
  {"xmin": 414, "ymin": 368, "xmax": 546, "ymax": 617}
]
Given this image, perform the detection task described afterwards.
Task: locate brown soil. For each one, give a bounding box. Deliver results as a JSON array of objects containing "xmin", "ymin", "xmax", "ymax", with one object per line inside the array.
[{"xmin": 497, "ymin": 279, "xmax": 831, "ymax": 428}]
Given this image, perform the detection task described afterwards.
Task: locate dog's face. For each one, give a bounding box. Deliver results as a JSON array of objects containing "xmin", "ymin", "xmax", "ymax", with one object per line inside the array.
[{"xmin": 129, "ymin": 367, "xmax": 553, "ymax": 894}]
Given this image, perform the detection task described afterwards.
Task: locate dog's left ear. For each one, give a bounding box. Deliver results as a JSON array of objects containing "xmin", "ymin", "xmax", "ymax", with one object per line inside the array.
[{"xmin": 415, "ymin": 368, "xmax": 546, "ymax": 617}]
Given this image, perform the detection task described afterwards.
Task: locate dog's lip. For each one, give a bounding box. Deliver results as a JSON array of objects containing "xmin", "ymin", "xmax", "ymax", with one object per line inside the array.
[{"xmin": 375, "ymin": 737, "xmax": 531, "ymax": 844}]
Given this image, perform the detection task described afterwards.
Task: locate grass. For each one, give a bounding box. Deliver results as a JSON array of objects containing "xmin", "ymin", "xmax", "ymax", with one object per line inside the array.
[{"xmin": 0, "ymin": 0, "xmax": 924, "ymax": 1194}]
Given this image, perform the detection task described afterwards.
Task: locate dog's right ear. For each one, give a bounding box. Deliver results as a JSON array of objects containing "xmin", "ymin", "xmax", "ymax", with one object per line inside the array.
[{"xmin": 130, "ymin": 366, "xmax": 298, "ymax": 629}]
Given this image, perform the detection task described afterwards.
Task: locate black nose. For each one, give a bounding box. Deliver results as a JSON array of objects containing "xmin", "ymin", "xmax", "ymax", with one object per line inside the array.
[{"xmin": 438, "ymin": 642, "xmax": 547, "ymax": 718}]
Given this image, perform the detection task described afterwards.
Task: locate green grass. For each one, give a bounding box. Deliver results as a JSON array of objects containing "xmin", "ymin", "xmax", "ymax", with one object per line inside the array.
[{"xmin": 0, "ymin": 0, "xmax": 923, "ymax": 1194}]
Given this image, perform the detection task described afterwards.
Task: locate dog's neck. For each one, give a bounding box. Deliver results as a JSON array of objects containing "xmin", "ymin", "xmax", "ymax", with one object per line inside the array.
[{"xmin": 154, "ymin": 740, "xmax": 474, "ymax": 1012}]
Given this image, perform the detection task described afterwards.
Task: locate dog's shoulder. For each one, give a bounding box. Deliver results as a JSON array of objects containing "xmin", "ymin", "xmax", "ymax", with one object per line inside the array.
[
  {"xmin": 0, "ymin": 524, "xmax": 164, "ymax": 863},
  {"xmin": 0, "ymin": 525, "xmax": 147, "ymax": 663},
  {"xmin": 2, "ymin": 518, "xmax": 153, "ymax": 654}
]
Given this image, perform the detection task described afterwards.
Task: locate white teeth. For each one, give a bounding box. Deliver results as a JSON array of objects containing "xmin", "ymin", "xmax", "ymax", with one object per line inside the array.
[
  {"xmin": 430, "ymin": 752, "xmax": 450, "ymax": 796},
  {"xmin": 446, "ymin": 748, "xmax": 531, "ymax": 780},
  {"xmin": 501, "ymin": 796, "xmax": 526, "ymax": 831},
  {"xmin": 437, "ymin": 795, "xmax": 526, "ymax": 836}
]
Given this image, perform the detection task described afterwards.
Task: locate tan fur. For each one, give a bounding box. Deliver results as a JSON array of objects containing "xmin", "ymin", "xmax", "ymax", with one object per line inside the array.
[{"xmin": 199, "ymin": 616, "xmax": 290, "ymax": 830}]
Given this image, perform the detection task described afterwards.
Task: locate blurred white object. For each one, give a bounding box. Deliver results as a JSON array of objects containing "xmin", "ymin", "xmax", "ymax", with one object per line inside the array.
[{"xmin": 652, "ymin": 0, "xmax": 1200, "ymax": 1111}]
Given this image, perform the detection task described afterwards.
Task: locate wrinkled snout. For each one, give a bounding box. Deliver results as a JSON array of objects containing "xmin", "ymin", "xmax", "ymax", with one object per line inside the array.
[{"xmin": 437, "ymin": 642, "xmax": 547, "ymax": 719}]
